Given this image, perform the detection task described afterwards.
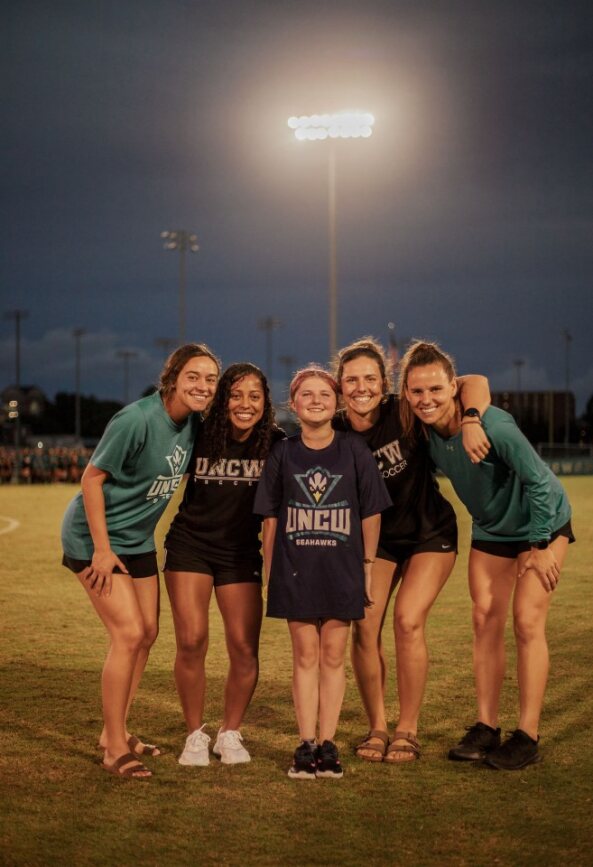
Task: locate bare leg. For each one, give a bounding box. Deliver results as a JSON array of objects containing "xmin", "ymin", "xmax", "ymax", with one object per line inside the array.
[
  {"xmin": 78, "ymin": 572, "xmax": 151, "ymax": 777},
  {"xmin": 288, "ymin": 620, "xmax": 321, "ymax": 740},
  {"xmin": 318, "ymin": 619, "xmax": 351, "ymax": 742},
  {"xmin": 165, "ymin": 570, "xmax": 213, "ymax": 732},
  {"xmin": 469, "ymin": 549, "xmax": 516, "ymax": 728},
  {"xmin": 215, "ymin": 582, "xmax": 263, "ymax": 730},
  {"xmin": 388, "ymin": 551, "xmax": 455, "ymax": 761},
  {"xmin": 351, "ymin": 557, "xmax": 398, "ymax": 755},
  {"xmin": 98, "ymin": 575, "xmax": 160, "ymax": 752},
  {"xmin": 514, "ymin": 536, "xmax": 568, "ymax": 739}
]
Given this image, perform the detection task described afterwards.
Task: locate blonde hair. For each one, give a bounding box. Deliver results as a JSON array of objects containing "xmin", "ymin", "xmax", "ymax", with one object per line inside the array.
[{"xmin": 397, "ymin": 340, "xmax": 457, "ymax": 439}]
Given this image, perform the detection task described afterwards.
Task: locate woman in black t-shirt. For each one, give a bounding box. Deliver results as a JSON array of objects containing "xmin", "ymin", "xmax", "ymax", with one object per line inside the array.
[
  {"xmin": 164, "ymin": 363, "xmax": 284, "ymax": 767},
  {"xmin": 333, "ymin": 338, "xmax": 491, "ymax": 763}
]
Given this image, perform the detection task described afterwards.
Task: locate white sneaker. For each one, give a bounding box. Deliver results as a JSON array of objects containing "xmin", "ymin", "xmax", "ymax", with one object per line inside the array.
[
  {"xmin": 212, "ymin": 728, "xmax": 251, "ymax": 764},
  {"xmin": 178, "ymin": 725, "xmax": 210, "ymax": 766}
]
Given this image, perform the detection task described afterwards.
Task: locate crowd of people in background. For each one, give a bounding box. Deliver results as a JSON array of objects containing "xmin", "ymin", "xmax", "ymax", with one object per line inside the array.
[{"xmin": 0, "ymin": 446, "xmax": 92, "ymax": 484}]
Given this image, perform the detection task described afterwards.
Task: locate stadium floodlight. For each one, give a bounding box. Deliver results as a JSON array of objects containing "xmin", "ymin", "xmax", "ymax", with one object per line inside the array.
[
  {"xmin": 161, "ymin": 230, "xmax": 200, "ymax": 344},
  {"xmin": 286, "ymin": 110, "xmax": 375, "ymax": 356},
  {"xmin": 287, "ymin": 111, "xmax": 375, "ymax": 141}
]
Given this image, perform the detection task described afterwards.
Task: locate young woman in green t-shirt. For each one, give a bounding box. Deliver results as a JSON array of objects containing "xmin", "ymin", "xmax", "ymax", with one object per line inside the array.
[
  {"xmin": 399, "ymin": 340, "xmax": 573, "ymax": 771},
  {"xmin": 61, "ymin": 343, "xmax": 220, "ymax": 779}
]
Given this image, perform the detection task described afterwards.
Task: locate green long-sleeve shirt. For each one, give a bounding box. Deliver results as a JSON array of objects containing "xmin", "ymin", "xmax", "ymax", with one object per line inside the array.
[{"xmin": 428, "ymin": 407, "xmax": 571, "ymax": 543}]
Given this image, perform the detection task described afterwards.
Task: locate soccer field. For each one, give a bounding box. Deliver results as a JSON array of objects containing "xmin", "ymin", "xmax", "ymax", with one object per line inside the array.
[{"xmin": 1, "ymin": 478, "xmax": 592, "ymax": 867}]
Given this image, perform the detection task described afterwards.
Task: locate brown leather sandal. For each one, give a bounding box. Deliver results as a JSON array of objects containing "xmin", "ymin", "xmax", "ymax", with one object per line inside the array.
[
  {"xmin": 101, "ymin": 752, "xmax": 152, "ymax": 778},
  {"xmin": 128, "ymin": 735, "xmax": 161, "ymax": 756},
  {"xmin": 384, "ymin": 731, "xmax": 421, "ymax": 763},
  {"xmin": 355, "ymin": 730, "xmax": 390, "ymax": 762}
]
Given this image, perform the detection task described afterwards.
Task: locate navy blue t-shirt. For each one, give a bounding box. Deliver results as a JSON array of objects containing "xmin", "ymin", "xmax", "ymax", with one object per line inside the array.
[{"xmin": 254, "ymin": 430, "xmax": 391, "ymax": 621}]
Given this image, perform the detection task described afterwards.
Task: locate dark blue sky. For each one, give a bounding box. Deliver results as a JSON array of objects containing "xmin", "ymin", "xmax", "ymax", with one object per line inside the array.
[{"xmin": 3, "ymin": 0, "xmax": 592, "ymax": 410}]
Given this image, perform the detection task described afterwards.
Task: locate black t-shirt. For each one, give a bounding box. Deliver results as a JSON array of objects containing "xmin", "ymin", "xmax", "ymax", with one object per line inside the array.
[
  {"xmin": 333, "ymin": 395, "xmax": 456, "ymax": 550},
  {"xmin": 254, "ymin": 430, "xmax": 392, "ymax": 621},
  {"xmin": 165, "ymin": 425, "xmax": 285, "ymax": 563}
]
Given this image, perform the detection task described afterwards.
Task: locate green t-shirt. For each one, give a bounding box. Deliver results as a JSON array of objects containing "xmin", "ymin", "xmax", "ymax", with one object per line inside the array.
[
  {"xmin": 61, "ymin": 392, "xmax": 198, "ymax": 558},
  {"xmin": 428, "ymin": 406, "xmax": 571, "ymax": 542}
]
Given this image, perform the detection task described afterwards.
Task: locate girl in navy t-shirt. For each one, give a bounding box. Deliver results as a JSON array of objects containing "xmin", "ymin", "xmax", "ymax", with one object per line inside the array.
[{"xmin": 254, "ymin": 366, "xmax": 390, "ymax": 779}]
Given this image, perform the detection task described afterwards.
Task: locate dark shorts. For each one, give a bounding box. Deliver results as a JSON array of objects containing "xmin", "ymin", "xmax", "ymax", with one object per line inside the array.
[
  {"xmin": 377, "ymin": 527, "xmax": 458, "ymax": 566},
  {"xmin": 163, "ymin": 547, "xmax": 263, "ymax": 587},
  {"xmin": 471, "ymin": 521, "xmax": 576, "ymax": 559},
  {"xmin": 62, "ymin": 550, "xmax": 158, "ymax": 579}
]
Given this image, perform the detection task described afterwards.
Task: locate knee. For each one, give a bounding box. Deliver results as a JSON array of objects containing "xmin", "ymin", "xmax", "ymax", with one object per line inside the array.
[
  {"xmin": 472, "ymin": 603, "xmax": 504, "ymax": 638},
  {"xmin": 177, "ymin": 629, "xmax": 209, "ymax": 660},
  {"xmin": 351, "ymin": 618, "xmax": 381, "ymax": 653},
  {"xmin": 320, "ymin": 645, "xmax": 345, "ymax": 671},
  {"xmin": 114, "ymin": 622, "xmax": 146, "ymax": 655},
  {"xmin": 513, "ymin": 613, "xmax": 545, "ymax": 645},
  {"xmin": 294, "ymin": 646, "xmax": 319, "ymax": 672},
  {"xmin": 227, "ymin": 638, "xmax": 259, "ymax": 670},
  {"xmin": 141, "ymin": 622, "xmax": 159, "ymax": 651},
  {"xmin": 394, "ymin": 610, "xmax": 423, "ymax": 643}
]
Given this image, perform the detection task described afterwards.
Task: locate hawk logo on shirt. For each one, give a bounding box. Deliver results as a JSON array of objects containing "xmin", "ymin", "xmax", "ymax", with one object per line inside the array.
[
  {"xmin": 295, "ymin": 466, "xmax": 341, "ymax": 507},
  {"xmin": 287, "ymin": 466, "xmax": 351, "ymax": 544},
  {"xmin": 166, "ymin": 445, "xmax": 187, "ymax": 477},
  {"xmin": 146, "ymin": 446, "xmax": 189, "ymax": 502}
]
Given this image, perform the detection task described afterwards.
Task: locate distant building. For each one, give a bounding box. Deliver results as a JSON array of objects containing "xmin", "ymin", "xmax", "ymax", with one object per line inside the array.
[{"xmin": 491, "ymin": 390, "xmax": 575, "ymax": 443}]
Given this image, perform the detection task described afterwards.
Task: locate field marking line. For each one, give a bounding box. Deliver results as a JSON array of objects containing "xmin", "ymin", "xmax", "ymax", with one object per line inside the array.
[{"xmin": 0, "ymin": 515, "xmax": 20, "ymax": 535}]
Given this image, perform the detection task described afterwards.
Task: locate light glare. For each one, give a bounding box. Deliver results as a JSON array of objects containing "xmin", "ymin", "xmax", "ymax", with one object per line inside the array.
[{"xmin": 287, "ymin": 110, "xmax": 375, "ymax": 141}]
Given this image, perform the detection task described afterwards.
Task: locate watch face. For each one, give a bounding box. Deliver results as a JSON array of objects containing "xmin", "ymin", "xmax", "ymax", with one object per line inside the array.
[
  {"xmin": 462, "ymin": 408, "xmax": 480, "ymax": 419},
  {"xmin": 532, "ymin": 540, "xmax": 549, "ymax": 550}
]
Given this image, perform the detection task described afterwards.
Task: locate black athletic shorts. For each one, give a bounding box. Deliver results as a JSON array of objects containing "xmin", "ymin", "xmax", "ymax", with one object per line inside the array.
[
  {"xmin": 163, "ymin": 547, "xmax": 263, "ymax": 586},
  {"xmin": 470, "ymin": 520, "xmax": 575, "ymax": 559},
  {"xmin": 62, "ymin": 550, "xmax": 158, "ymax": 579},
  {"xmin": 377, "ymin": 525, "xmax": 458, "ymax": 566}
]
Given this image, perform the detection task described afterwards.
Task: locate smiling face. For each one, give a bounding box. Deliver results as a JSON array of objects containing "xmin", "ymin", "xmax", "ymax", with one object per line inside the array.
[
  {"xmin": 405, "ymin": 362, "xmax": 458, "ymax": 433},
  {"xmin": 166, "ymin": 355, "xmax": 219, "ymax": 422},
  {"xmin": 291, "ymin": 375, "xmax": 338, "ymax": 428},
  {"xmin": 227, "ymin": 373, "xmax": 265, "ymax": 441},
  {"xmin": 340, "ymin": 355, "xmax": 385, "ymax": 426}
]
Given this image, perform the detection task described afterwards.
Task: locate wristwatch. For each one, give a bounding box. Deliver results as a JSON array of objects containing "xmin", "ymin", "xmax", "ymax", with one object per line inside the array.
[
  {"xmin": 462, "ymin": 407, "xmax": 481, "ymax": 420},
  {"xmin": 530, "ymin": 539, "xmax": 550, "ymax": 550}
]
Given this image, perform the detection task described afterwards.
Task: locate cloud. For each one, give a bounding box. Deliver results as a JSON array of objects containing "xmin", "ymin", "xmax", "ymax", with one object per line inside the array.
[{"xmin": 0, "ymin": 328, "xmax": 162, "ymax": 402}]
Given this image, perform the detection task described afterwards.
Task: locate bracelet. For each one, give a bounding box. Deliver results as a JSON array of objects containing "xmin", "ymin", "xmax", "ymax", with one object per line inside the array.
[
  {"xmin": 363, "ymin": 558, "xmax": 375, "ymax": 564},
  {"xmin": 460, "ymin": 419, "xmax": 482, "ymax": 426}
]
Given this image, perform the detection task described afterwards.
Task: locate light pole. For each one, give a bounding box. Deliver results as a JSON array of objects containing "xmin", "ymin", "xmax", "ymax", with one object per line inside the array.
[
  {"xmin": 258, "ymin": 317, "xmax": 282, "ymax": 387},
  {"xmin": 562, "ymin": 328, "xmax": 572, "ymax": 445},
  {"xmin": 4, "ymin": 309, "xmax": 29, "ymax": 450},
  {"xmin": 73, "ymin": 328, "xmax": 86, "ymax": 440},
  {"xmin": 161, "ymin": 230, "xmax": 200, "ymax": 344},
  {"xmin": 513, "ymin": 358, "xmax": 525, "ymax": 426},
  {"xmin": 116, "ymin": 350, "xmax": 138, "ymax": 405},
  {"xmin": 155, "ymin": 337, "xmax": 177, "ymax": 358},
  {"xmin": 287, "ymin": 111, "xmax": 375, "ymax": 358}
]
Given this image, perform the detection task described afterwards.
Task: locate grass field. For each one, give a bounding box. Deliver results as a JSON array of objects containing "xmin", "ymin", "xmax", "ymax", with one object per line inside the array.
[{"xmin": 1, "ymin": 478, "xmax": 592, "ymax": 867}]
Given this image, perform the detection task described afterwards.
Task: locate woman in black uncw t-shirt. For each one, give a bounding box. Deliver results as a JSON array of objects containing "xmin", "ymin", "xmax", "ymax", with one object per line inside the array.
[
  {"xmin": 164, "ymin": 363, "xmax": 284, "ymax": 767},
  {"xmin": 332, "ymin": 338, "xmax": 491, "ymax": 763}
]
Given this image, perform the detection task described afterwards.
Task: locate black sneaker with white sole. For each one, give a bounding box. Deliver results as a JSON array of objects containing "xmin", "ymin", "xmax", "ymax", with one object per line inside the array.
[
  {"xmin": 448, "ymin": 722, "xmax": 501, "ymax": 761},
  {"xmin": 315, "ymin": 740, "xmax": 344, "ymax": 779},
  {"xmin": 484, "ymin": 729, "xmax": 541, "ymax": 770},
  {"xmin": 287, "ymin": 741, "xmax": 317, "ymax": 780}
]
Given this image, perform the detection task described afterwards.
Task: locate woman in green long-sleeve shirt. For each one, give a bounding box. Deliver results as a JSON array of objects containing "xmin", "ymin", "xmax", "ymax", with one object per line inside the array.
[{"xmin": 399, "ymin": 340, "xmax": 573, "ymax": 772}]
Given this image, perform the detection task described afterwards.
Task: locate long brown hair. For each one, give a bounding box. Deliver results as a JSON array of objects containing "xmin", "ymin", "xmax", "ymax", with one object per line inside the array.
[
  {"xmin": 397, "ymin": 340, "xmax": 457, "ymax": 440},
  {"xmin": 332, "ymin": 336, "xmax": 392, "ymax": 396},
  {"xmin": 158, "ymin": 343, "xmax": 221, "ymax": 400}
]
